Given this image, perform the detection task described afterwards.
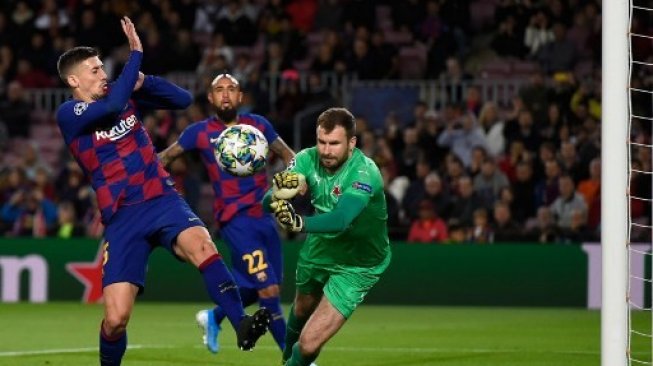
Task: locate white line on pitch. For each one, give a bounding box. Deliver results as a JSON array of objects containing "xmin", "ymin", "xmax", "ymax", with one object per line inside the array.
[
  {"xmin": 0, "ymin": 344, "xmax": 606, "ymax": 358},
  {"xmin": 0, "ymin": 344, "xmax": 173, "ymax": 357}
]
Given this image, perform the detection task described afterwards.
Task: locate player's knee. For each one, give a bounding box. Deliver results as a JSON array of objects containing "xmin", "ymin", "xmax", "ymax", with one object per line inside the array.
[
  {"xmin": 178, "ymin": 238, "xmax": 218, "ymax": 266},
  {"xmin": 297, "ymin": 335, "xmax": 322, "ymax": 356},
  {"xmin": 258, "ymin": 284, "xmax": 280, "ymax": 298},
  {"xmin": 103, "ymin": 312, "xmax": 130, "ymax": 334}
]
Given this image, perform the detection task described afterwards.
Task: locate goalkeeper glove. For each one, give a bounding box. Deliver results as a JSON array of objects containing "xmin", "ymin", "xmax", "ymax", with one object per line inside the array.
[
  {"xmin": 272, "ymin": 171, "xmax": 305, "ymax": 200},
  {"xmin": 270, "ymin": 199, "xmax": 304, "ymax": 232}
]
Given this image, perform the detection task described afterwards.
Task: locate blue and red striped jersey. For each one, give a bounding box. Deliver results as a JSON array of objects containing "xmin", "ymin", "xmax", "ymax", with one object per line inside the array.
[
  {"xmin": 178, "ymin": 114, "xmax": 279, "ymax": 223},
  {"xmin": 56, "ymin": 51, "xmax": 193, "ymax": 223}
]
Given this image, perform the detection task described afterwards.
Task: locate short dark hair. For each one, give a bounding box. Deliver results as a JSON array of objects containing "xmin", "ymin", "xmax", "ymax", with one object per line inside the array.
[
  {"xmin": 316, "ymin": 107, "xmax": 356, "ymax": 139},
  {"xmin": 57, "ymin": 47, "xmax": 99, "ymax": 86}
]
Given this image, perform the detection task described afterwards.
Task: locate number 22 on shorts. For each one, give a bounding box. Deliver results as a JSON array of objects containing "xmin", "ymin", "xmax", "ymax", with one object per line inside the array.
[{"xmin": 242, "ymin": 250, "xmax": 268, "ymax": 274}]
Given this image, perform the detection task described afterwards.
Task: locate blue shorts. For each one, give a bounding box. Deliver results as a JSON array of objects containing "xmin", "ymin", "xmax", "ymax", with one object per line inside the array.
[
  {"xmin": 102, "ymin": 194, "xmax": 205, "ymax": 291},
  {"xmin": 218, "ymin": 214, "xmax": 282, "ymax": 290}
]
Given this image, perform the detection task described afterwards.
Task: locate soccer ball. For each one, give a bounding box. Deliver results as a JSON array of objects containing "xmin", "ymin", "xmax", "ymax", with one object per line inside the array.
[{"xmin": 214, "ymin": 124, "xmax": 269, "ymax": 177}]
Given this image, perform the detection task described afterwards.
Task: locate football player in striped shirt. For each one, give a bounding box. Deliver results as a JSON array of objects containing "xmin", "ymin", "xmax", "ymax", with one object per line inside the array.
[
  {"xmin": 55, "ymin": 17, "xmax": 269, "ymax": 366},
  {"xmin": 159, "ymin": 73, "xmax": 295, "ymax": 355}
]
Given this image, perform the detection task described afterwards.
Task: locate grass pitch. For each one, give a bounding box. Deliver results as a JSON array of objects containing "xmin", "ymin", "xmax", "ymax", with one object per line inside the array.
[{"xmin": 0, "ymin": 302, "xmax": 647, "ymax": 365}]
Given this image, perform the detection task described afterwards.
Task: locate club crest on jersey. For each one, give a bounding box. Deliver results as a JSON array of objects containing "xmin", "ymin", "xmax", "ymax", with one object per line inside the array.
[
  {"xmin": 352, "ymin": 181, "xmax": 372, "ymax": 194},
  {"xmin": 331, "ymin": 185, "xmax": 341, "ymax": 197},
  {"xmin": 256, "ymin": 271, "xmax": 268, "ymax": 282},
  {"xmin": 73, "ymin": 102, "xmax": 88, "ymax": 116}
]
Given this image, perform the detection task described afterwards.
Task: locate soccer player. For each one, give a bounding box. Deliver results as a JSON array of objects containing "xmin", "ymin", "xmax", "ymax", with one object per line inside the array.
[
  {"xmin": 158, "ymin": 73, "xmax": 295, "ymax": 354},
  {"xmin": 265, "ymin": 107, "xmax": 392, "ymax": 366},
  {"xmin": 55, "ymin": 17, "xmax": 270, "ymax": 365}
]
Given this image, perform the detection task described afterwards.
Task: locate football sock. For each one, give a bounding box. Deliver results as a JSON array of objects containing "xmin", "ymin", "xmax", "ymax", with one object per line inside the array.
[
  {"xmin": 199, "ymin": 254, "xmax": 246, "ymax": 330},
  {"xmin": 212, "ymin": 287, "xmax": 259, "ymax": 325},
  {"xmin": 259, "ymin": 295, "xmax": 286, "ymax": 350},
  {"xmin": 99, "ymin": 321, "xmax": 127, "ymax": 366},
  {"xmin": 282, "ymin": 304, "xmax": 307, "ymax": 363},
  {"xmin": 284, "ymin": 342, "xmax": 318, "ymax": 366}
]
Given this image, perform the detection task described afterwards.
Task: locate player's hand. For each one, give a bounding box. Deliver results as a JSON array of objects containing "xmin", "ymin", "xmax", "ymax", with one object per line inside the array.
[
  {"xmin": 121, "ymin": 16, "xmax": 142, "ymax": 52},
  {"xmin": 270, "ymin": 199, "xmax": 304, "ymax": 232},
  {"xmin": 272, "ymin": 171, "xmax": 305, "ymax": 200}
]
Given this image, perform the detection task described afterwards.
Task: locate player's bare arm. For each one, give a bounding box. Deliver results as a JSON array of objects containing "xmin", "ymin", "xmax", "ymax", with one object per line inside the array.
[
  {"xmin": 269, "ymin": 138, "xmax": 295, "ymax": 166},
  {"xmin": 158, "ymin": 142, "xmax": 185, "ymax": 167}
]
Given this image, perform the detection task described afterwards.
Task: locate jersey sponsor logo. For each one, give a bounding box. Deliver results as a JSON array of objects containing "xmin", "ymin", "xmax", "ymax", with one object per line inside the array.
[
  {"xmin": 352, "ymin": 181, "xmax": 372, "ymax": 193},
  {"xmin": 95, "ymin": 114, "xmax": 137, "ymax": 141},
  {"xmin": 73, "ymin": 102, "xmax": 88, "ymax": 116},
  {"xmin": 209, "ymin": 137, "xmax": 220, "ymax": 145}
]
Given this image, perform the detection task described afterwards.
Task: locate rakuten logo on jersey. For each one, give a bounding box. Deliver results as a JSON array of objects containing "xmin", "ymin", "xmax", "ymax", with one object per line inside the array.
[{"xmin": 95, "ymin": 114, "xmax": 137, "ymax": 141}]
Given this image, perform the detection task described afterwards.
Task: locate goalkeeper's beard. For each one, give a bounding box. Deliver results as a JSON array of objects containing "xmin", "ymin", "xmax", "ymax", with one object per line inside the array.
[{"xmin": 215, "ymin": 107, "xmax": 238, "ymax": 123}]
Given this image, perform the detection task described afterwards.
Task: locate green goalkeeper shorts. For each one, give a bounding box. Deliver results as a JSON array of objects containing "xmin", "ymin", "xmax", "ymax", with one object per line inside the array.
[{"xmin": 295, "ymin": 251, "xmax": 391, "ymax": 319}]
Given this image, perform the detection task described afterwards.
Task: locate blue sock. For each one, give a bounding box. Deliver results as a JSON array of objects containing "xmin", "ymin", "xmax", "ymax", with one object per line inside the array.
[
  {"xmin": 99, "ymin": 321, "xmax": 127, "ymax": 366},
  {"xmin": 213, "ymin": 287, "xmax": 259, "ymax": 324},
  {"xmin": 260, "ymin": 296, "xmax": 286, "ymax": 351},
  {"xmin": 199, "ymin": 254, "xmax": 245, "ymax": 331}
]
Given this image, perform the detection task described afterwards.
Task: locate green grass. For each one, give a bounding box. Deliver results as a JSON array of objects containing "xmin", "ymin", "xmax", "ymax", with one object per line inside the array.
[{"xmin": 0, "ymin": 303, "xmax": 647, "ymax": 365}]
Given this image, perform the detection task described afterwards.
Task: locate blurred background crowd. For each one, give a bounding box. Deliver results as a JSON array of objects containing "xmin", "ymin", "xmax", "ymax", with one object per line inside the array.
[{"xmin": 0, "ymin": 0, "xmax": 650, "ymax": 244}]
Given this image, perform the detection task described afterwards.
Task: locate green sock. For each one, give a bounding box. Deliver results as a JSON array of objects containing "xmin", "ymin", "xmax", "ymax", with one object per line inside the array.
[
  {"xmin": 285, "ymin": 342, "xmax": 318, "ymax": 366},
  {"xmin": 282, "ymin": 304, "xmax": 307, "ymax": 363}
]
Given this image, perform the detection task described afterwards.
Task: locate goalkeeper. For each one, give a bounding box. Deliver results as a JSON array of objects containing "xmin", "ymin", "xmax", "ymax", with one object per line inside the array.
[{"xmin": 264, "ymin": 107, "xmax": 392, "ymax": 366}]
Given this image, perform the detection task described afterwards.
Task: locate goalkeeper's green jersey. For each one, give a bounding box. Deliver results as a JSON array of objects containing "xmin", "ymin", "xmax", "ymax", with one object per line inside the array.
[{"xmin": 290, "ymin": 147, "xmax": 390, "ymax": 267}]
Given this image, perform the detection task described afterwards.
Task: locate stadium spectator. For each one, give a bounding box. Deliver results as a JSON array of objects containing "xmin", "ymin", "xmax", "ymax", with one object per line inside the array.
[
  {"xmin": 437, "ymin": 112, "xmax": 487, "ymax": 167},
  {"xmin": 491, "ymin": 15, "xmax": 527, "ymax": 58},
  {"xmin": 477, "ymin": 101, "xmax": 506, "ymax": 158},
  {"xmin": 1, "ymin": 187, "xmax": 57, "ymax": 237},
  {"xmin": 467, "ymin": 146, "xmax": 487, "ymax": 178},
  {"xmin": 510, "ymin": 161, "xmax": 537, "ymax": 221},
  {"xmin": 216, "ymin": 0, "xmax": 258, "ymax": 46},
  {"xmin": 49, "ymin": 200, "xmax": 85, "ymax": 238},
  {"xmin": 490, "ymin": 201, "xmax": 523, "ymax": 242},
  {"xmin": 524, "ymin": 10, "xmax": 554, "ymax": 57},
  {"xmin": 549, "ymin": 174, "xmax": 588, "ymax": 229},
  {"xmin": 407, "ymin": 199, "xmax": 449, "ymax": 243},
  {"xmin": 473, "ymin": 158, "xmax": 510, "ymax": 210},
  {"xmin": 577, "ymin": 157, "xmax": 601, "ymax": 229},
  {"xmin": 396, "ymin": 126, "xmax": 421, "ymax": 179},
  {"xmin": 0, "ymin": 80, "xmax": 32, "ymax": 138},
  {"xmin": 523, "ymin": 206, "xmax": 558, "ymax": 243},
  {"xmin": 537, "ymin": 22, "xmax": 577, "ymax": 74},
  {"xmin": 449, "ymin": 175, "xmax": 484, "ymax": 226},
  {"xmin": 557, "ymin": 208, "xmax": 597, "ymax": 243},
  {"xmin": 469, "ymin": 208, "xmax": 492, "ymax": 243},
  {"xmin": 197, "ymin": 33, "xmax": 235, "ymax": 76},
  {"xmin": 504, "ymin": 109, "xmax": 541, "ymax": 154},
  {"xmin": 403, "ymin": 171, "xmax": 452, "ymax": 222}
]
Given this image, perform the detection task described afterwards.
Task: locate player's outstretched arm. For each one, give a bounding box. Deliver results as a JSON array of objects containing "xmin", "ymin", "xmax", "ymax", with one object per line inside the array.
[
  {"xmin": 132, "ymin": 76, "xmax": 193, "ymax": 110},
  {"xmin": 121, "ymin": 16, "xmax": 142, "ymax": 52},
  {"xmin": 158, "ymin": 142, "xmax": 185, "ymax": 167},
  {"xmin": 56, "ymin": 17, "xmax": 144, "ymax": 140}
]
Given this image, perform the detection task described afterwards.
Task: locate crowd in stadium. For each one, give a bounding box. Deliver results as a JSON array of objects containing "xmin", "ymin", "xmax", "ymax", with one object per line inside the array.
[{"xmin": 0, "ymin": 0, "xmax": 648, "ymax": 243}]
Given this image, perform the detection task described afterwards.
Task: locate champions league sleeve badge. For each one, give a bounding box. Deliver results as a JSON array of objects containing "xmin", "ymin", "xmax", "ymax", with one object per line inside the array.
[{"xmin": 73, "ymin": 102, "xmax": 88, "ymax": 116}]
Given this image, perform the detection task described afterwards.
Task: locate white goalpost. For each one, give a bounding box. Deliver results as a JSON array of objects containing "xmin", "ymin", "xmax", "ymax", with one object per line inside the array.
[{"xmin": 602, "ymin": 0, "xmax": 629, "ymax": 365}]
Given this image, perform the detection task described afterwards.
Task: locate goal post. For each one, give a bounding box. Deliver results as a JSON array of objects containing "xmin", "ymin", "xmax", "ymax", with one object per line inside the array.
[{"xmin": 602, "ymin": 0, "xmax": 630, "ymax": 365}]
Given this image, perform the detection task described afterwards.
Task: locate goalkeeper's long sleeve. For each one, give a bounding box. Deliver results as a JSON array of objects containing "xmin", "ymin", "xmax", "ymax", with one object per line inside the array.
[
  {"xmin": 303, "ymin": 194, "xmax": 367, "ymax": 233},
  {"xmin": 262, "ymin": 189, "xmax": 274, "ymax": 212}
]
